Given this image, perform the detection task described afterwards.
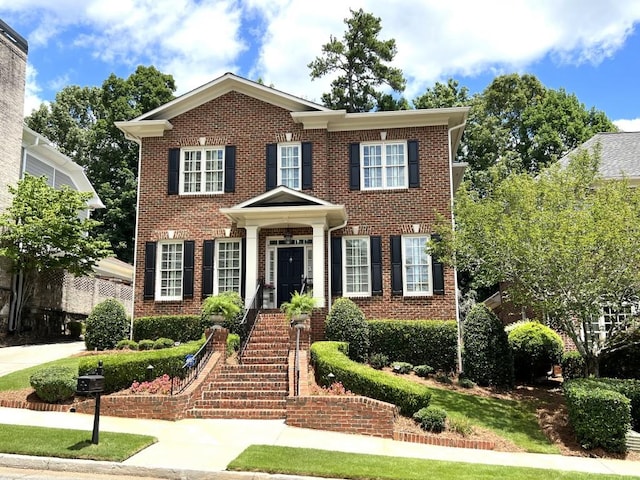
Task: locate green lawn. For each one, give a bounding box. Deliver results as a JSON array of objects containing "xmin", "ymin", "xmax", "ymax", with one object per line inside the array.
[
  {"xmin": 0, "ymin": 423, "xmax": 155, "ymax": 461},
  {"xmin": 0, "ymin": 357, "xmax": 80, "ymax": 391},
  {"xmin": 228, "ymin": 445, "xmax": 635, "ymax": 480},
  {"xmin": 428, "ymin": 386, "xmax": 557, "ymax": 453}
]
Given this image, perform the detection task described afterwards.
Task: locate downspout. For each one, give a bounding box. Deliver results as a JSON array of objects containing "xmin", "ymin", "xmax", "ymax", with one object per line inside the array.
[
  {"xmin": 125, "ymin": 132, "xmax": 142, "ymax": 340},
  {"xmin": 448, "ymin": 121, "xmax": 466, "ymax": 374},
  {"xmin": 326, "ymin": 219, "xmax": 348, "ymax": 311}
]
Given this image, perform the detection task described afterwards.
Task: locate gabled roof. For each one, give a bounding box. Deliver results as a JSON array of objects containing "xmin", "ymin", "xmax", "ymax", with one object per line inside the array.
[
  {"xmin": 135, "ymin": 72, "xmax": 328, "ymax": 122},
  {"xmin": 22, "ymin": 125, "xmax": 104, "ymax": 209},
  {"xmin": 560, "ymin": 131, "xmax": 640, "ymax": 181}
]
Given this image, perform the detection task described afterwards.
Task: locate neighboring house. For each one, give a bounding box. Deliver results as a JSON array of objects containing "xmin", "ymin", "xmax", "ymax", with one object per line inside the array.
[{"xmin": 116, "ymin": 73, "xmax": 468, "ymax": 339}]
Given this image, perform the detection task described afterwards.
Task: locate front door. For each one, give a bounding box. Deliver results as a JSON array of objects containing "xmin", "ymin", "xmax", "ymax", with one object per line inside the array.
[{"xmin": 277, "ymin": 247, "xmax": 304, "ymax": 306}]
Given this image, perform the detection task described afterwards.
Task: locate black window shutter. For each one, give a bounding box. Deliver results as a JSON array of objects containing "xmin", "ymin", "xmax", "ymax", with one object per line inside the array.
[
  {"xmin": 168, "ymin": 148, "xmax": 180, "ymax": 195},
  {"xmin": 390, "ymin": 236, "xmax": 403, "ymax": 295},
  {"xmin": 408, "ymin": 140, "xmax": 419, "ymax": 188},
  {"xmin": 202, "ymin": 240, "xmax": 214, "ymax": 298},
  {"xmin": 143, "ymin": 242, "xmax": 156, "ymax": 299},
  {"xmin": 182, "ymin": 240, "xmax": 195, "ymax": 299},
  {"xmin": 302, "ymin": 142, "xmax": 312, "ymax": 190},
  {"xmin": 266, "ymin": 144, "xmax": 277, "ymax": 191},
  {"xmin": 349, "ymin": 143, "xmax": 360, "ymax": 190},
  {"xmin": 241, "ymin": 238, "xmax": 246, "ymax": 298},
  {"xmin": 331, "ymin": 237, "xmax": 342, "ymax": 296},
  {"xmin": 431, "ymin": 234, "xmax": 445, "ymax": 295},
  {"xmin": 224, "ymin": 146, "xmax": 236, "ymax": 193},
  {"xmin": 370, "ymin": 236, "xmax": 382, "ymax": 296}
]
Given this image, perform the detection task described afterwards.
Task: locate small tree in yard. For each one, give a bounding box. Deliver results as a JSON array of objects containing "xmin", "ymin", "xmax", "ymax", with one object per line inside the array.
[
  {"xmin": 84, "ymin": 299, "xmax": 129, "ymax": 351},
  {"xmin": 432, "ymin": 147, "xmax": 640, "ymax": 376},
  {"xmin": 0, "ymin": 175, "xmax": 111, "ymax": 332}
]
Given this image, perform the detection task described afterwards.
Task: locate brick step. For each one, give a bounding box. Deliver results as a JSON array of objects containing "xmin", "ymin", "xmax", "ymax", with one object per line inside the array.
[
  {"xmin": 187, "ymin": 408, "xmax": 286, "ymax": 420},
  {"xmin": 193, "ymin": 398, "xmax": 286, "ymax": 410},
  {"xmin": 242, "ymin": 347, "xmax": 289, "ymax": 357},
  {"xmin": 202, "ymin": 389, "xmax": 287, "ymax": 400},
  {"xmin": 220, "ymin": 363, "xmax": 287, "ymax": 373},
  {"xmin": 205, "ymin": 380, "xmax": 289, "ymax": 391},
  {"xmin": 248, "ymin": 332, "xmax": 288, "ymax": 340},
  {"xmin": 241, "ymin": 356, "xmax": 288, "ymax": 365}
]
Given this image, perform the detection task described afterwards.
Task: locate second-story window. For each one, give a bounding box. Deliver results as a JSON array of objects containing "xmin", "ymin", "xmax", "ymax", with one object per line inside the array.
[
  {"xmin": 180, "ymin": 147, "xmax": 224, "ymax": 194},
  {"xmin": 361, "ymin": 141, "xmax": 407, "ymax": 190},
  {"xmin": 278, "ymin": 143, "xmax": 301, "ymax": 190}
]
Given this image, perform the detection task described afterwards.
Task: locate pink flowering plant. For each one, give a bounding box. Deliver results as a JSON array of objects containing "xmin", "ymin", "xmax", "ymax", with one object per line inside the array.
[
  {"xmin": 311, "ymin": 381, "xmax": 354, "ymax": 396},
  {"xmin": 130, "ymin": 374, "xmax": 173, "ymax": 395}
]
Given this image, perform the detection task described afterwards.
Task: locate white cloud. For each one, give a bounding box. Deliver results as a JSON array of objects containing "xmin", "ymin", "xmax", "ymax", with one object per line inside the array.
[
  {"xmin": 614, "ymin": 118, "xmax": 640, "ymax": 132},
  {"xmin": 23, "ymin": 63, "xmax": 45, "ymax": 116}
]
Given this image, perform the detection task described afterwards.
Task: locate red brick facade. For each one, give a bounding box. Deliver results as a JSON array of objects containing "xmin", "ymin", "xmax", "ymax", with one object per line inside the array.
[{"xmin": 121, "ymin": 74, "xmax": 466, "ymax": 336}]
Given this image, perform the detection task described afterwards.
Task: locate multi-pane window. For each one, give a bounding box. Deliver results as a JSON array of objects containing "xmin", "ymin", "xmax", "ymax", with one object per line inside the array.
[
  {"xmin": 344, "ymin": 237, "xmax": 370, "ymax": 296},
  {"xmin": 157, "ymin": 242, "xmax": 183, "ymax": 300},
  {"xmin": 403, "ymin": 236, "xmax": 431, "ymax": 295},
  {"xmin": 181, "ymin": 147, "xmax": 224, "ymax": 194},
  {"xmin": 278, "ymin": 143, "xmax": 300, "ymax": 189},
  {"xmin": 361, "ymin": 142, "xmax": 407, "ymax": 190},
  {"xmin": 216, "ymin": 240, "xmax": 241, "ymax": 293}
]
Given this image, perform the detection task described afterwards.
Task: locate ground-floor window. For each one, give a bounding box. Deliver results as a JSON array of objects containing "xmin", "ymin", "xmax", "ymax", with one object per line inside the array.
[
  {"xmin": 157, "ymin": 241, "xmax": 183, "ymax": 300},
  {"xmin": 216, "ymin": 239, "xmax": 241, "ymax": 293},
  {"xmin": 402, "ymin": 235, "xmax": 431, "ymax": 295},
  {"xmin": 344, "ymin": 236, "xmax": 370, "ymax": 296}
]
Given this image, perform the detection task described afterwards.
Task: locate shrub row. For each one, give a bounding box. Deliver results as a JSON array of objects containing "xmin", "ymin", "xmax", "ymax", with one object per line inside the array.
[
  {"xmin": 78, "ymin": 340, "xmax": 204, "ymax": 394},
  {"xmin": 310, "ymin": 341, "xmax": 431, "ymax": 415},
  {"xmin": 368, "ymin": 319, "xmax": 457, "ymax": 372},
  {"xmin": 575, "ymin": 378, "xmax": 640, "ymax": 431},
  {"xmin": 132, "ymin": 315, "xmax": 203, "ymax": 343},
  {"xmin": 564, "ymin": 379, "xmax": 632, "ymax": 453}
]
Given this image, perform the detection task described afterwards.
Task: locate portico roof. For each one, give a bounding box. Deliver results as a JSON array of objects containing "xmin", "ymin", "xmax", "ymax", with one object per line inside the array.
[{"xmin": 220, "ymin": 186, "xmax": 347, "ymax": 229}]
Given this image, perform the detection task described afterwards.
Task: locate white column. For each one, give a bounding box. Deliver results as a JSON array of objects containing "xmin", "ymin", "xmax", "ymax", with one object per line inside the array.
[
  {"xmin": 311, "ymin": 223, "xmax": 326, "ymax": 308},
  {"xmin": 244, "ymin": 225, "xmax": 259, "ymax": 308}
]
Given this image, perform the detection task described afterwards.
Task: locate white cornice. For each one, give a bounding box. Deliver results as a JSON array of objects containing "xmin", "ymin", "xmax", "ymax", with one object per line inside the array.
[{"xmin": 114, "ymin": 120, "xmax": 173, "ymax": 140}]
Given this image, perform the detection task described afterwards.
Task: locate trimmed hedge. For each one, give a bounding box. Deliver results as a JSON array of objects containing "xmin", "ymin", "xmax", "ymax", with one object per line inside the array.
[
  {"xmin": 29, "ymin": 366, "xmax": 77, "ymax": 403},
  {"xmin": 133, "ymin": 315, "xmax": 203, "ymax": 343},
  {"xmin": 561, "ymin": 351, "xmax": 586, "ymax": 380},
  {"xmin": 78, "ymin": 340, "xmax": 204, "ymax": 394},
  {"xmin": 564, "ymin": 379, "xmax": 631, "ymax": 453},
  {"xmin": 368, "ymin": 320, "xmax": 457, "ymax": 372},
  {"xmin": 576, "ymin": 378, "xmax": 640, "ymax": 431},
  {"xmin": 508, "ymin": 321, "xmax": 563, "ymax": 382},
  {"xmin": 310, "ymin": 341, "xmax": 431, "ymax": 415}
]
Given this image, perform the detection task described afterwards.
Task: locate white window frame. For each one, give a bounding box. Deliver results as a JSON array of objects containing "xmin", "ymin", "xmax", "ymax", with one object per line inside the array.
[
  {"xmin": 215, "ymin": 238, "xmax": 242, "ymax": 294},
  {"xmin": 179, "ymin": 146, "xmax": 225, "ymax": 195},
  {"xmin": 156, "ymin": 241, "xmax": 183, "ymax": 301},
  {"xmin": 402, "ymin": 235, "xmax": 432, "ymax": 296},
  {"xmin": 343, "ymin": 236, "xmax": 371, "ymax": 297},
  {"xmin": 277, "ymin": 142, "xmax": 301, "ymax": 190},
  {"xmin": 360, "ymin": 141, "xmax": 408, "ymax": 190}
]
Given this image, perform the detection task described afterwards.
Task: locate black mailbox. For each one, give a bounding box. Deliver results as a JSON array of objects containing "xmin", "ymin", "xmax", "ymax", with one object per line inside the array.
[{"xmin": 77, "ymin": 374, "xmax": 105, "ymax": 394}]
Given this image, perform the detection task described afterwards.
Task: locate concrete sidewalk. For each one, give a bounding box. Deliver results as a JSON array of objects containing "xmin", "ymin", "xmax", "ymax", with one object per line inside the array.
[
  {"xmin": 0, "ymin": 341, "xmax": 86, "ymax": 376},
  {"xmin": 0, "ymin": 406, "xmax": 638, "ymax": 479}
]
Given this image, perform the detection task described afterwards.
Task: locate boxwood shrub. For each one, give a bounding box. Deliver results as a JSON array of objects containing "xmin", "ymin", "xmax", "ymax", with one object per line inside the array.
[
  {"xmin": 310, "ymin": 341, "xmax": 431, "ymax": 415},
  {"xmin": 84, "ymin": 299, "xmax": 129, "ymax": 351},
  {"xmin": 561, "ymin": 351, "xmax": 586, "ymax": 380},
  {"xmin": 78, "ymin": 340, "xmax": 204, "ymax": 394},
  {"xmin": 325, "ymin": 298, "xmax": 370, "ymax": 362},
  {"xmin": 413, "ymin": 406, "xmax": 447, "ymax": 433},
  {"xmin": 564, "ymin": 379, "xmax": 631, "ymax": 453},
  {"xmin": 508, "ymin": 321, "xmax": 563, "ymax": 382},
  {"xmin": 133, "ymin": 315, "xmax": 203, "ymax": 343},
  {"xmin": 576, "ymin": 378, "xmax": 640, "ymax": 431},
  {"xmin": 29, "ymin": 365, "xmax": 77, "ymax": 403},
  {"xmin": 368, "ymin": 320, "xmax": 457, "ymax": 372}
]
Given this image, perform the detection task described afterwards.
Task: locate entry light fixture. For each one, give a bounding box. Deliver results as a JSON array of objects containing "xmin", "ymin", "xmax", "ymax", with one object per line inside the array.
[{"xmin": 284, "ymin": 230, "xmax": 293, "ymax": 244}]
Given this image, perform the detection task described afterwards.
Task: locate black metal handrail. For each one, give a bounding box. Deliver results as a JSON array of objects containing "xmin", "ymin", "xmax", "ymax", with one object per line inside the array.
[
  {"xmin": 238, "ymin": 282, "xmax": 263, "ymax": 361},
  {"xmin": 171, "ymin": 331, "xmax": 215, "ymax": 395}
]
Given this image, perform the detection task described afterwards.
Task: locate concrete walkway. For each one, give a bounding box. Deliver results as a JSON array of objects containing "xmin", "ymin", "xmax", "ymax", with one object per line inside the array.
[{"xmin": 0, "ymin": 342, "xmax": 639, "ymax": 479}]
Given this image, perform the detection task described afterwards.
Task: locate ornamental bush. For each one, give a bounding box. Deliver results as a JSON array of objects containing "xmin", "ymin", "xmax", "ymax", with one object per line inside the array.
[
  {"xmin": 138, "ymin": 339, "xmax": 155, "ymax": 351},
  {"xmin": 600, "ymin": 324, "xmax": 640, "ymax": 379},
  {"xmin": 561, "ymin": 351, "xmax": 586, "ymax": 380},
  {"xmin": 508, "ymin": 321, "xmax": 563, "ymax": 382},
  {"xmin": 153, "ymin": 337, "xmax": 175, "ymax": 349},
  {"xmin": 29, "ymin": 366, "xmax": 77, "ymax": 403},
  {"xmin": 413, "ymin": 406, "xmax": 447, "ymax": 433},
  {"xmin": 325, "ymin": 298, "xmax": 370, "ymax": 362},
  {"xmin": 462, "ymin": 304, "xmax": 513, "ymax": 388},
  {"xmin": 116, "ymin": 339, "xmax": 138, "ymax": 350},
  {"xmin": 413, "ymin": 365, "xmax": 434, "ymax": 378},
  {"xmin": 369, "ymin": 352, "xmax": 389, "ymax": 370},
  {"xmin": 84, "ymin": 299, "xmax": 129, "ymax": 351}
]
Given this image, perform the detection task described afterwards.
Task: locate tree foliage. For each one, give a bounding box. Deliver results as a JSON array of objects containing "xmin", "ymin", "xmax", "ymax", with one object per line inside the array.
[
  {"xmin": 308, "ymin": 8, "xmax": 406, "ymax": 112},
  {"xmin": 433, "ymin": 148, "xmax": 640, "ymax": 375},
  {"xmin": 26, "ymin": 66, "xmax": 176, "ymax": 262},
  {"xmin": 0, "ymin": 175, "xmax": 111, "ymax": 327}
]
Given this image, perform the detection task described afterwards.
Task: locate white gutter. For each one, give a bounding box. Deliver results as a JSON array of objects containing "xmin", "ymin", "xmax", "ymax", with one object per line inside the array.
[
  {"xmin": 326, "ymin": 218, "xmax": 348, "ymax": 311},
  {"xmin": 448, "ymin": 121, "xmax": 466, "ymax": 374},
  {"xmin": 125, "ymin": 133, "xmax": 143, "ymax": 339}
]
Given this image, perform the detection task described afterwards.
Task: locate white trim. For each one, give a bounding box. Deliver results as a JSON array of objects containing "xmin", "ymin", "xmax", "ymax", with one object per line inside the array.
[
  {"xmin": 360, "ymin": 140, "xmax": 408, "ymax": 190},
  {"xmin": 277, "ymin": 142, "xmax": 302, "ymax": 190},
  {"xmin": 214, "ymin": 238, "xmax": 242, "ymax": 294},
  {"xmin": 179, "ymin": 146, "xmax": 225, "ymax": 195},
  {"xmin": 342, "ymin": 236, "xmax": 371, "ymax": 297},
  {"xmin": 401, "ymin": 234, "xmax": 432, "ymax": 297},
  {"xmin": 155, "ymin": 240, "xmax": 183, "ymax": 301}
]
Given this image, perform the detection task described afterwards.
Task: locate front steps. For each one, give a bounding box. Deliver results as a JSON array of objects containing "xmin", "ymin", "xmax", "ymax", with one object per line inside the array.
[{"xmin": 188, "ymin": 312, "xmax": 290, "ymax": 419}]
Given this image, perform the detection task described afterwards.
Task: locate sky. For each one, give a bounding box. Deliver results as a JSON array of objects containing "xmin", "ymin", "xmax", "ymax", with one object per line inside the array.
[{"xmin": 1, "ymin": 0, "xmax": 640, "ymax": 131}]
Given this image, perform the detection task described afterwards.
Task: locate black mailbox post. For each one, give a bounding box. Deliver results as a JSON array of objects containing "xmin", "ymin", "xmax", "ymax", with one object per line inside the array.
[{"xmin": 76, "ymin": 361, "xmax": 105, "ymax": 444}]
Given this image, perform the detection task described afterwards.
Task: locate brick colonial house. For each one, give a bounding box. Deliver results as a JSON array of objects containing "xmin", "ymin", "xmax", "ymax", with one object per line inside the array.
[{"xmin": 116, "ymin": 73, "xmax": 468, "ymax": 339}]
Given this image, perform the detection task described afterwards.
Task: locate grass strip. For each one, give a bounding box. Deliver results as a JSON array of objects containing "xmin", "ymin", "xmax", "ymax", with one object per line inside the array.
[
  {"xmin": 0, "ymin": 423, "xmax": 155, "ymax": 462},
  {"xmin": 228, "ymin": 445, "xmax": 634, "ymax": 480},
  {"xmin": 0, "ymin": 357, "xmax": 80, "ymax": 392},
  {"xmin": 428, "ymin": 386, "xmax": 558, "ymax": 454}
]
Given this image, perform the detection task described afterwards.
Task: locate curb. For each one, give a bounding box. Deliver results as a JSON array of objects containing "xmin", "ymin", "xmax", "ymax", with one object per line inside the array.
[{"xmin": 0, "ymin": 453, "xmax": 322, "ymax": 480}]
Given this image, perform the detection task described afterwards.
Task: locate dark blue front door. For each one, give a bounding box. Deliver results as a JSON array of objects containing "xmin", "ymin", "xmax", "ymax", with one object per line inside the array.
[{"xmin": 277, "ymin": 247, "xmax": 304, "ymax": 306}]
